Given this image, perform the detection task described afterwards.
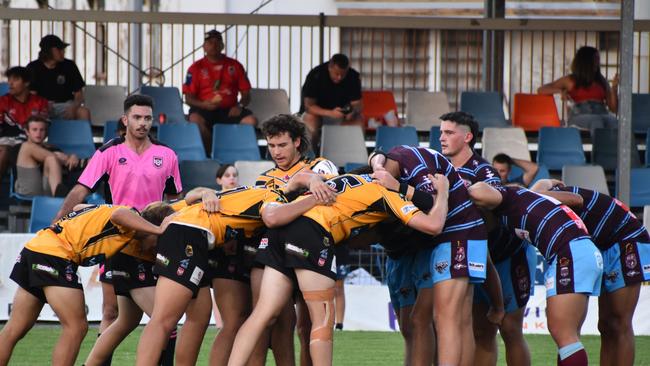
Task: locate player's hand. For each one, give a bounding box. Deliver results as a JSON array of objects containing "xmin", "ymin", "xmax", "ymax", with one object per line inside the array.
[
  {"xmin": 371, "ymin": 170, "xmax": 400, "ymax": 192},
  {"xmin": 486, "ymin": 306, "xmax": 505, "ymax": 326},
  {"xmin": 309, "ymin": 176, "xmax": 337, "ymax": 205},
  {"xmin": 228, "ymin": 105, "xmax": 242, "ymax": 117},
  {"xmin": 330, "ymin": 108, "xmax": 345, "ymax": 119},
  {"xmin": 429, "ymin": 173, "xmax": 449, "ymax": 194},
  {"xmin": 368, "ymin": 152, "xmax": 386, "ymax": 171},
  {"xmin": 66, "ymin": 154, "xmax": 80, "ymax": 170},
  {"xmin": 201, "ymin": 191, "xmax": 220, "ymax": 213}
]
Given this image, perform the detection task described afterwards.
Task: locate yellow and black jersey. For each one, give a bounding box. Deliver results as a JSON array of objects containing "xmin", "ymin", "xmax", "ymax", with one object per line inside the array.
[
  {"xmin": 169, "ymin": 198, "xmax": 189, "ymax": 212},
  {"xmin": 25, "ymin": 205, "xmax": 136, "ymax": 266},
  {"xmin": 297, "ymin": 174, "xmax": 421, "ymax": 244},
  {"xmin": 170, "ymin": 186, "xmax": 287, "ymax": 248},
  {"xmin": 255, "ymin": 156, "xmax": 338, "ymax": 189}
]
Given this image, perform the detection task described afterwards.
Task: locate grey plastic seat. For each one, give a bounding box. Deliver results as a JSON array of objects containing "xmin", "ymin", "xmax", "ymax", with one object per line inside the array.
[
  {"xmin": 84, "ymin": 85, "xmax": 127, "ymax": 127},
  {"xmin": 235, "ymin": 160, "xmax": 276, "ymax": 186},
  {"xmin": 644, "ymin": 205, "xmax": 650, "ymax": 232},
  {"xmin": 248, "ymin": 88, "xmax": 291, "ymax": 124},
  {"xmin": 405, "ymin": 91, "xmax": 450, "ymax": 132},
  {"xmin": 481, "ymin": 127, "xmax": 531, "ymax": 163},
  {"xmin": 561, "ymin": 165, "xmax": 609, "ymax": 195},
  {"xmin": 320, "ymin": 125, "xmax": 368, "ymax": 168}
]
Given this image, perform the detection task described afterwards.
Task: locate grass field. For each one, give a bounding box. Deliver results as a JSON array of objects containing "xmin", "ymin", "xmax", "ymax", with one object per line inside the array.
[{"xmin": 4, "ymin": 324, "xmax": 650, "ymax": 365}]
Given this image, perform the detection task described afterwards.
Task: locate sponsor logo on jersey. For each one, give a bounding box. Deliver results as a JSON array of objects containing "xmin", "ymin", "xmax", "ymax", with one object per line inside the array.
[
  {"xmin": 545, "ymin": 277, "xmax": 555, "ymax": 290},
  {"xmin": 190, "ymin": 266, "xmax": 204, "ymax": 285},
  {"xmin": 258, "ymin": 237, "xmax": 268, "ymax": 249},
  {"xmin": 643, "ymin": 264, "xmax": 650, "ymax": 274},
  {"xmin": 118, "ymin": 157, "xmax": 127, "ymax": 165},
  {"xmin": 435, "ymin": 261, "xmax": 448, "ymax": 274},
  {"xmin": 156, "ymin": 253, "xmax": 170, "ymax": 266},
  {"xmin": 185, "ymin": 245, "xmax": 194, "ymax": 257},
  {"xmin": 285, "ymin": 243, "xmax": 309, "ymax": 257},
  {"xmin": 469, "ymin": 261, "xmax": 485, "ymax": 272},
  {"xmin": 31, "ymin": 264, "xmax": 58, "ymax": 277},
  {"xmin": 401, "ymin": 204, "xmax": 417, "ymax": 215}
]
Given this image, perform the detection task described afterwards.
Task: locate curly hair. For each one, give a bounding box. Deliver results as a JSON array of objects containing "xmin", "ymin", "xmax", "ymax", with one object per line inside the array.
[{"xmin": 260, "ymin": 114, "xmax": 311, "ymax": 155}]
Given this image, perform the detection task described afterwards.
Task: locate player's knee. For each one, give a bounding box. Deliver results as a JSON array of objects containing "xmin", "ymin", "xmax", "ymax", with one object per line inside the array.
[
  {"xmin": 101, "ymin": 306, "xmax": 118, "ymax": 322},
  {"xmin": 303, "ymin": 288, "xmax": 335, "ymax": 344}
]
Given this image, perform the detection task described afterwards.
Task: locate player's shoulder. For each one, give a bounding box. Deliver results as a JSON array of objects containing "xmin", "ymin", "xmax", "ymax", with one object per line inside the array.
[{"xmin": 98, "ymin": 136, "xmax": 125, "ymax": 152}]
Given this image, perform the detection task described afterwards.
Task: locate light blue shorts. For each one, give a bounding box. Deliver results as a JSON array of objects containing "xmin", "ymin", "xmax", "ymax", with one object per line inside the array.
[
  {"xmin": 386, "ymin": 254, "xmax": 417, "ymax": 310},
  {"xmin": 601, "ymin": 241, "xmax": 650, "ymax": 293},
  {"xmin": 544, "ymin": 238, "xmax": 603, "ymax": 298},
  {"xmin": 430, "ymin": 240, "xmax": 488, "ymax": 285}
]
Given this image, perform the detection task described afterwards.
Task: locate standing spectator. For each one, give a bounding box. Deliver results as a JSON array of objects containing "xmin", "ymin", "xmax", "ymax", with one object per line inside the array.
[
  {"xmin": 301, "ymin": 53, "xmax": 364, "ymax": 151},
  {"xmin": 183, "ymin": 29, "xmax": 257, "ymax": 154},
  {"xmin": 15, "ymin": 115, "xmax": 85, "ymax": 197},
  {"xmin": 26, "ymin": 34, "xmax": 90, "ymax": 121},
  {"xmin": 538, "ymin": 46, "xmax": 618, "ymax": 133},
  {"xmin": 491, "ymin": 153, "xmax": 539, "ymax": 187},
  {"xmin": 53, "ymin": 94, "xmax": 182, "ymax": 366},
  {"xmin": 0, "ymin": 66, "xmax": 49, "ymax": 179}
]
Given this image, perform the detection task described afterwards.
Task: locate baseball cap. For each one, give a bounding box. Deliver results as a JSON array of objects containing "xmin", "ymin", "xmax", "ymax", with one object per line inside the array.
[
  {"xmin": 39, "ymin": 34, "xmax": 69, "ymax": 50},
  {"xmin": 204, "ymin": 29, "xmax": 223, "ymax": 41}
]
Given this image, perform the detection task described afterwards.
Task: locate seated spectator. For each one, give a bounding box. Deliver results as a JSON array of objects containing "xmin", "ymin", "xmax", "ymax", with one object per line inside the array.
[
  {"xmin": 0, "ymin": 66, "xmax": 49, "ymax": 179},
  {"xmin": 26, "ymin": 34, "xmax": 91, "ymax": 121},
  {"xmin": 15, "ymin": 115, "xmax": 86, "ymax": 196},
  {"xmin": 183, "ymin": 29, "xmax": 257, "ymax": 154},
  {"xmin": 215, "ymin": 163, "xmax": 238, "ymax": 190},
  {"xmin": 537, "ymin": 46, "xmax": 617, "ymax": 134},
  {"xmin": 491, "ymin": 153, "xmax": 538, "ymax": 187},
  {"xmin": 300, "ymin": 53, "xmax": 364, "ymax": 151}
]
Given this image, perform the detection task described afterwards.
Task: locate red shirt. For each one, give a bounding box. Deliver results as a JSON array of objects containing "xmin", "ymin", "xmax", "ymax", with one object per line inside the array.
[
  {"xmin": 0, "ymin": 93, "xmax": 49, "ymax": 137},
  {"xmin": 569, "ymin": 81, "xmax": 606, "ymax": 104},
  {"xmin": 182, "ymin": 56, "xmax": 251, "ymax": 109}
]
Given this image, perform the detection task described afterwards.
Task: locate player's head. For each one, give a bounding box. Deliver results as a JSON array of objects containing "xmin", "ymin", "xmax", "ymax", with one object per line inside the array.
[
  {"xmin": 439, "ymin": 111, "xmax": 479, "ymax": 156},
  {"xmin": 24, "ymin": 115, "xmax": 50, "ymax": 144},
  {"xmin": 204, "ymin": 29, "xmax": 224, "ymax": 57},
  {"xmin": 137, "ymin": 201, "xmax": 175, "ymax": 245},
  {"xmin": 216, "ymin": 163, "xmax": 239, "ymax": 190},
  {"xmin": 122, "ymin": 94, "xmax": 154, "ymax": 141},
  {"xmin": 328, "ymin": 53, "xmax": 350, "ymax": 84},
  {"xmin": 261, "ymin": 114, "xmax": 310, "ymax": 169},
  {"xmin": 5, "ymin": 66, "xmax": 31, "ymax": 96},
  {"xmin": 491, "ymin": 153, "xmax": 514, "ymax": 182}
]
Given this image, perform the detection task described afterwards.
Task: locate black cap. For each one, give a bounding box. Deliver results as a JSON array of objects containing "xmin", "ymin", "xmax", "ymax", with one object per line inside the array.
[
  {"xmin": 204, "ymin": 29, "xmax": 223, "ymax": 41},
  {"xmin": 39, "ymin": 34, "xmax": 69, "ymax": 50}
]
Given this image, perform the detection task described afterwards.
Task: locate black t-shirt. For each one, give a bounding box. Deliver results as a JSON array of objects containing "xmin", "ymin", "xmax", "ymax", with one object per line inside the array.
[
  {"xmin": 26, "ymin": 59, "xmax": 86, "ymax": 103},
  {"xmin": 300, "ymin": 62, "xmax": 362, "ymax": 113}
]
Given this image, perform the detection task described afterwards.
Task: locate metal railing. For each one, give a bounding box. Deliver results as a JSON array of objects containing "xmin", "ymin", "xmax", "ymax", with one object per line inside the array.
[{"xmin": 1, "ymin": 8, "xmax": 649, "ymax": 120}]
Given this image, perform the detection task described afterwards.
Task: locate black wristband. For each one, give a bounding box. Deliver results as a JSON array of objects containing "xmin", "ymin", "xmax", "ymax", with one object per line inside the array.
[
  {"xmin": 398, "ymin": 182, "xmax": 409, "ymax": 196},
  {"xmin": 411, "ymin": 189, "xmax": 434, "ymax": 212}
]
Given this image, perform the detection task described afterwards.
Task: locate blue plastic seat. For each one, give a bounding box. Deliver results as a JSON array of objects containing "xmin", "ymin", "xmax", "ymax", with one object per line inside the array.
[
  {"xmin": 179, "ymin": 160, "xmax": 221, "ymax": 192},
  {"xmin": 103, "ymin": 120, "xmax": 121, "ymax": 144},
  {"xmin": 536, "ymin": 127, "xmax": 585, "ymax": 170},
  {"xmin": 375, "ymin": 126, "xmax": 418, "ymax": 152},
  {"xmin": 48, "ymin": 120, "xmax": 96, "ymax": 158},
  {"xmin": 0, "ymin": 82, "xmax": 8, "ymax": 95},
  {"xmin": 429, "ymin": 126, "xmax": 441, "ymax": 152},
  {"xmin": 646, "ymin": 129, "xmax": 650, "ymax": 167},
  {"xmin": 157, "ymin": 123, "xmax": 206, "ymax": 161},
  {"xmin": 629, "ymin": 168, "xmax": 650, "ymax": 207},
  {"xmin": 460, "ymin": 91, "xmax": 509, "ymax": 130},
  {"xmin": 9, "ymin": 167, "xmax": 33, "ymax": 202},
  {"xmin": 212, "ymin": 124, "xmax": 260, "ymax": 163},
  {"xmin": 29, "ymin": 196, "xmax": 64, "ymax": 233},
  {"xmin": 592, "ymin": 128, "xmax": 641, "ymax": 170},
  {"xmin": 140, "ymin": 86, "xmax": 186, "ymax": 123},
  {"xmin": 632, "ymin": 94, "xmax": 650, "ymax": 134}
]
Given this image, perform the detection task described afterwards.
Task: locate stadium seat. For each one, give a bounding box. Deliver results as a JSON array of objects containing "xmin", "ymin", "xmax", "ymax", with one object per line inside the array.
[
  {"xmin": 405, "ymin": 91, "xmax": 450, "ymax": 131},
  {"xmin": 320, "ymin": 125, "xmax": 368, "ymax": 168},
  {"xmin": 9, "ymin": 167, "xmax": 33, "ymax": 202},
  {"xmin": 344, "ymin": 162, "xmax": 365, "ymax": 173},
  {"xmin": 235, "ymin": 160, "xmax": 275, "ymax": 186},
  {"xmin": 536, "ymin": 127, "xmax": 585, "ymax": 170},
  {"xmin": 48, "ymin": 120, "xmax": 96, "ymax": 158},
  {"xmin": 29, "ymin": 196, "xmax": 64, "ymax": 233},
  {"xmin": 247, "ymin": 88, "xmax": 290, "ymax": 124},
  {"xmin": 460, "ymin": 91, "xmax": 509, "ymax": 130},
  {"xmin": 157, "ymin": 123, "xmax": 206, "ymax": 161},
  {"xmin": 644, "ymin": 205, "xmax": 650, "ymax": 231},
  {"xmin": 530, "ymin": 165, "xmax": 550, "ymax": 186},
  {"xmin": 481, "ymin": 127, "xmax": 530, "ymax": 163},
  {"xmin": 629, "ymin": 168, "xmax": 650, "ymax": 207},
  {"xmin": 429, "ymin": 126, "xmax": 441, "ymax": 151},
  {"xmin": 103, "ymin": 120, "xmax": 120, "ymax": 144},
  {"xmin": 562, "ymin": 165, "xmax": 610, "ymax": 195},
  {"xmin": 375, "ymin": 126, "xmax": 418, "ymax": 152},
  {"xmin": 646, "ymin": 128, "xmax": 650, "ymax": 167},
  {"xmin": 179, "ymin": 160, "xmax": 220, "ymax": 192},
  {"xmin": 84, "ymin": 85, "xmax": 126, "ymax": 127},
  {"xmin": 508, "ymin": 164, "xmax": 550, "ymax": 187},
  {"xmin": 591, "ymin": 128, "xmax": 641, "ymax": 170},
  {"xmin": 140, "ymin": 86, "xmax": 186, "ymax": 123},
  {"xmin": 632, "ymin": 94, "xmax": 650, "ymax": 134},
  {"xmin": 512, "ymin": 93, "xmax": 561, "ymax": 132},
  {"xmin": 0, "ymin": 82, "xmax": 8, "ymax": 95},
  {"xmin": 212, "ymin": 124, "xmax": 260, "ymax": 163},
  {"xmin": 362, "ymin": 91, "xmax": 398, "ymax": 128}
]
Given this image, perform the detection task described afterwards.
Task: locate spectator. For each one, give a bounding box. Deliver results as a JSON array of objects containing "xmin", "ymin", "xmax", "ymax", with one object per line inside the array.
[
  {"xmin": 183, "ymin": 29, "xmax": 256, "ymax": 155},
  {"xmin": 491, "ymin": 153, "xmax": 539, "ymax": 187},
  {"xmin": 538, "ymin": 46, "xmax": 617, "ymax": 133},
  {"xmin": 300, "ymin": 53, "xmax": 364, "ymax": 151},
  {"xmin": 215, "ymin": 163, "xmax": 238, "ymax": 189},
  {"xmin": 15, "ymin": 115, "xmax": 85, "ymax": 197},
  {"xmin": 0, "ymin": 66, "xmax": 49, "ymax": 179},
  {"xmin": 26, "ymin": 34, "xmax": 91, "ymax": 121}
]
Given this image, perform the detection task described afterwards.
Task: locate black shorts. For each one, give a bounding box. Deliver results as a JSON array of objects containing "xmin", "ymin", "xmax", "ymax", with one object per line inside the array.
[
  {"xmin": 111, "ymin": 252, "xmax": 157, "ymax": 298},
  {"xmin": 188, "ymin": 106, "xmax": 253, "ymax": 125},
  {"xmin": 99, "ymin": 260, "xmax": 113, "ymax": 285},
  {"xmin": 207, "ymin": 237, "xmax": 257, "ymax": 284},
  {"xmin": 154, "ymin": 224, "xmax": 210, "ymax": 298},
  {"xmin": 10, "ymin": 248, "xmax": 82, "ymax": 303},
  {"xmin": 255, "ymin": 217, "xmax": 338, "ymax": 281}
]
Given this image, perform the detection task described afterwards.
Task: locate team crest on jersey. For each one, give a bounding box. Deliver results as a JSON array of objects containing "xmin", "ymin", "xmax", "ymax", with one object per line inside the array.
[
  {"xmin": 454, "ymin": 246, "xmax": 465, "ymax": 262},
  {"xmin": 625, "ymin": 253, "xmax": 638, "ymax": 269},
  {"xmin": 153, "ymin": 156, "xmax": 163, "ymax": 168},
  {"xmin": 435, "ymin": 261, "xmax": 448, "ymax": 273},
  {"xmin": 185, "ymin": 245, "xmax": 194, "ymax": 257},
  {"xmin": 318, "ymin": 249, "xmax": 328, "ymax": 267}
]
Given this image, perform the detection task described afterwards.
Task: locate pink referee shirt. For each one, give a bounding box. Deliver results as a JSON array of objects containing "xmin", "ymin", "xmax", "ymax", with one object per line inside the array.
[{"xmin": 78, "ymin": 138, "xmax": 182, "ymax": 211}]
